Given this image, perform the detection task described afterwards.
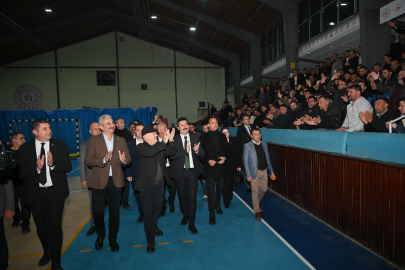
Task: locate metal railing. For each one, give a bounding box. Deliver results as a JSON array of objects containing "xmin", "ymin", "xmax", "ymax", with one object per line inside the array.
[{"xmin": 389, "ymin": 114, "xmax": 405, "ymax": 133}]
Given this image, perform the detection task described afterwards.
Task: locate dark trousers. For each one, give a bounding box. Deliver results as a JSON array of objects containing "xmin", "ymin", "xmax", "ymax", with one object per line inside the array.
[
  {"xmin": 30, "ymin": 187, "xmax": 65, "ymax": 264},
  {"xmin": 13, "ymin": 184, "xmax": 31, "ymax": 229},
  {"xmin": 222, "ymin": 174, "xmax": 234, "ymax": 206},
  {"xmin": 161, "ymin": 184, "xmax": 167, "ymax": 213},
  {"xmin": 168, "ymin": 178, "xmax": 177, "ymax": 206},
  {"xmin": 140, "ymin": 181, "xmax": 164, "ymax": 244},
  {"xmin": 133, "ymin": 190, "xmax": 143, "ymax": 215},
  {"xmin": 92, "ymin": 177, "xmax": 121, "ymax": 241},
  {"xmin": 206, "ymin": 177, "xmax": 224, "ymax": 214},
  {"xmin": 176, "ymin": 169, "xmax": 198, "ymax": 224},
  {"xmin": 0, "ymin": 217, "xmax": 8, "ymax": 270}
]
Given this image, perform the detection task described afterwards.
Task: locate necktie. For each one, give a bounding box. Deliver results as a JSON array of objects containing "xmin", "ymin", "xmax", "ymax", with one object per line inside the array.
[
  {"xmin": 39, "ymin": 143, "xmax": 47, "ymax": 185},
  {"xmin": 248, "ymin": 126, "xmax": 251, "ymax": 134},
  {"xmin": 184, "ymin": 136, "xmax": 190, "ymax": 170}
]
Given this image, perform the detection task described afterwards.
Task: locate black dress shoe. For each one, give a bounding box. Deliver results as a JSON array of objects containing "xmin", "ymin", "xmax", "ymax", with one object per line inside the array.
[
  {"xmin": 109, "ymin": 239, "xmax": 119, "ymax": 252},
  {"xmin": 86, "ymin": 226, "xmax": 96, "ymax": 236},
  {"xmin": 224, "ymin": 204, "xmax": 229, "ymax": 209},
  {"xmin": 22, "ymin": 227, "xmax": 31, "ymax": 234},
  {"xmin": 169, "ymin": 204, "xmax": 175, "ymax": 213},
  {"xmin": 246, "ymin": 189, "xmax": 252, "ymax": 194},
  {"xmin": 137, "ymin": 214, "xmax": 144, "ymax": 223},
  {"xmin": 51, "ymin": 262, "xmax": 64, "ymax": 270},
  {"xmin": 154, "ymin": 227, "xmax": 163, "ymax": 236},
  {"xmin": 38, "ymin": 250, "xmax": 51, "ymax": 266},
  {"xmin": 188, "ymin": 224, "xmax": 198, "ymax": 234},
  {"xmin": 209, "ymin": 214, "xmax": 216, "ymax": 225},
  {"xmin": 181, "ymin": 215, "xmax": 188, "ymax": 225},
  {"xmin": 122, "ymin": 202, "xmax": 131, "ymax": 209},
  {"xmin": 147, "ymin": 242, "xmax": 155, "ymax": 253},
  {"xmin": 160, "ymin": 210, "xmax": 166, "ymax": 217},
  {"xmin": 215, "ymin": 205, "xmax": 223, "ymax": 214},
  {"xmin": 95, "ymin": 236, "xmax": 104, "ymax": 250},
  {"xmin": 12, "ymin": 220, "xmax": 20, "ymax": 228}
]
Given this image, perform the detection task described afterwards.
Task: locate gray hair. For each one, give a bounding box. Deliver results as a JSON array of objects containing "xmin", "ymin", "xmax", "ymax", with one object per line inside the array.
[
  {"xmin": 322, "ymin": 96, "xmax": 331, "ymax": 103},
  {"xmin": 156, "ymin": 122, "xmax": 167, "ymax": 130},
  {"xmin": 98, "ymin": 114, "xmax": 112, "ymax": 126}
]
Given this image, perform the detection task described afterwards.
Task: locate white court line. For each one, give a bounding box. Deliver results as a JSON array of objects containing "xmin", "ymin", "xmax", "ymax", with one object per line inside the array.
[
  {"xmin": 67, "ymin": 168, "xmax": 79, "ymax": 175},
  {"xmin": 233, "ymin": 191, "xmax": 316, "ymax": 270}
]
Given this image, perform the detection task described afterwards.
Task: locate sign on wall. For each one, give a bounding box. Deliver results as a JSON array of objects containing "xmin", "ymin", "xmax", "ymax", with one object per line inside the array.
[
  {"xmin": 14, "ymin": 84, "xmax": 43, "ymax": 109},
  {"xmin": 380, "ymin": 0, "xmax": 405, "ymax": 24}
]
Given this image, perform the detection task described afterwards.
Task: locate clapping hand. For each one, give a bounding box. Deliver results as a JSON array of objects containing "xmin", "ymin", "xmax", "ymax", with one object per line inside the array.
[
  {"xmin": 341, "ymin": 95, "xmax": 349, "ymax": 102},
  {"xmin": 370, "ymin": 71, "xmax": 379, "ymax": 81},
  {"xmin": 105, "ymin": 150, "xmax": 113, "ymax": 163},
  {"xmin": 193, "ymin": 142, "xmax": 200, "ymax": 153},
  {"xmin": 36, "ymin": 154, "xmax": 45, "ymax": 171},
  {"xmin": 332, "ymin": 72, "xmax": 339, "ymax": 80},
  {"xmin": 47, "ymin": 151, "xmax": 54, "ymax": 167},
  {"xmin": 208, "ymin": 160, "xmax": 217, "ymax": 166},
  {"xmin": 313, "ymin": 115, "xmax": 321, "ymax": 124},
  {"xmin": 218, "ymin": 157, "xmax": 226, "ymax": 164},
  {"xmin": 118, "ymin": 150, "xmax": 126, "ymax": 164},
  {"xmin": 365, "ymin": 111, "xmax": 373, "ymax": 123}
]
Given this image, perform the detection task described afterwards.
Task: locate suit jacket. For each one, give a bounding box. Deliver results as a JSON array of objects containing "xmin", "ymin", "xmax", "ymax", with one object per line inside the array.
[
  {"xmin": 169, "ymin": 133, "xmax": 205, "ymax": 180},
  {"xmin": 236, "ymin": 124, "xmax": 254, "ymax": 151},
  {"xmin": 135, "ymin": 141, "xmax": 176, "ymax": 192},
  {"xmin": 18, "ymin": 139, "xmax": 72, "ymax": 205},
  {"xmin": 79, "ymin": 140, "xmax": 92, "ymax": 183},
  {"xmin": 199, "ymin": 131, "xmax": 230, "ymax": 178},
  {"xmin": 289, "ymin": 74, "xmax": 305, "ymax": 87},
  {"xmin": 243, "ymin": 141, "xmax": 274, "ymax": 180},
  {"xmin": 86, "ymin": 134, "xmax": 132, "ymax": 189},
  {"xmin": 124, "ymin": 139, "xmax": 140, "ymax": 183},
  {"xmin": 0, "ymin": 180, "xmax": 14, "ymax": 217}
]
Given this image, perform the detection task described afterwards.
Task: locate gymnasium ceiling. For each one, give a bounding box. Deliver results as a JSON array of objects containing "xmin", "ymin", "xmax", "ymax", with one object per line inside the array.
[{"xmin": 0, "ymin": 0, "xmax": 281, "ymax": 68}]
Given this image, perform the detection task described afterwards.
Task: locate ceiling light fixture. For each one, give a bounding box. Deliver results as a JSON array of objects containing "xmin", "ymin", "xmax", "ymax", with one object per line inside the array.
[
  {"xmin": 330, "ymin": 22, "xmax": 335, "ymax": 25},
  {"xmin": 340, "ymin": 3, "xmax": 347, "ymax": 6},
  {"xmin": 151, "ymin": 15, "xmax": 157, "ymax": 19},
  {"xmin": 190, "ymin": 27, "xmax": 196, "ymax": 31},
  {"xmin": 45, "ymin": 9, "xmax": 52, "ymax": 12}
]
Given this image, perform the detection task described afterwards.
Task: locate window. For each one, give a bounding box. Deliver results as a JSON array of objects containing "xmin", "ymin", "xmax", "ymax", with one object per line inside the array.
[
  {"xmin": 298, "ymin": 0, "xmax": 357, "ymax": 44},
  {"xmin": 239, "ymin": 48, "xmax": 251, "ymax": 79},
  {"xmin": 260, "ymin": 20, "xmax": 284, "ymax": 66}
]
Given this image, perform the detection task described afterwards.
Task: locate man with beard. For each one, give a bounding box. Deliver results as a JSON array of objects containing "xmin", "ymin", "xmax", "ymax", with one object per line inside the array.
[
  {"xmin": 371, "ymin": 70, "xmax": 405, "ymax": 112},
  {"xmin": 360, "ymin": 97, "xmax": 398, "ymax": 133},
  {"xmin": 327, "ymin": 72, "xmax": 349, "ymax": 115},
  {"xmin": 269, "ymin": 105, "xmax": 291, "ymax": 129},
  {"xmin": 305, "ymin": 96, "xmax": 343, "ymax": 130},
  {"xmin": 338, "ymin": 85, "xmax": 373, "ymax": 132}
]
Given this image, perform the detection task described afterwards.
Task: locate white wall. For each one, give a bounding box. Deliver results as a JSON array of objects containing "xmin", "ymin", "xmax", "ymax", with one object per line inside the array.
[{"xmin": 0, "ymin": 32, "xmax": 226, "ymax": 124}]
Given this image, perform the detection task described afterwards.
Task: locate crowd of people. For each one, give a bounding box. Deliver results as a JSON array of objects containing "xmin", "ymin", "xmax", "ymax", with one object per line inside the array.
[{"xmin": 1, "ymin": 112, "xmax": 275, "ymax": 270}]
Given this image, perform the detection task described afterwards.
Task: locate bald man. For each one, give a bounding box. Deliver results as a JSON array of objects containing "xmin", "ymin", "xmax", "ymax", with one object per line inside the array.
[{"xmin": 79, "ymin": 122, "xmax": 101, "ymax": 235}]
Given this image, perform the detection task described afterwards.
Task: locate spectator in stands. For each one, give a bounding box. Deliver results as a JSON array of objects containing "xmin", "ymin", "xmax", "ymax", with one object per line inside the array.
[
  {"xmin": 129, "ymin": 123, "xmax": 136, "ymax": 139},
  {"xmin": 152, "ymin": 123, "xmax": 158, "ymax": 130},
  {"xmin": 388, "ymin": 21, "xmax": 405, "ymax": 60},
  {"xmin": 202, "ymin": 123, "xmax": 209, "ymax": 133},
  {"xmin": 350, "ymin": 72, "xmax": 360, "ymax": 86},
  {"xmin": 360, "ymin": 97, "xmax": 398, "ymax": 133},
  {"xmin": 269, "ymin": 104, "xmax": 291, "ymax": 129},
  {"xmin": 258, "ymin": 87, "xmax": 271, "ymax": 107},
  {"xmin": 290, "ymin": 69, "xmax": 305, "ymax": 88},
  {"xmin": 387, "ymin": 96, "xmax": 405, "ymax": 133},
  {"xmin": 210, "ymin": 104, "xmax": 217, "ymax": 117},
  {"xmin": 225, "ymin": 111, "xmax": 234, "ymax": 127},
  {"xmin": 324, "ymin": 58, "xmax": 332, "ymax": 77},
  {"xmin": 233, "ymin": 108, "xmax": 243, "ymax": 127},
  {"xmin": 302, "ymin": 68, "xmax": 309, "ymax": 79},
  {"xmin": 337, "ymin": 85, "xmax": 373, "ymax": 132},
  {"xmin": 327, "ymin": 73, "xmax": 349, "ymax": 114},
  {"xmin": 288, "ymin": 101, "xmax": 304, "ymax": 129},
  {"xmin": 358, "ymin": 46, "xmax": 362, "ymax": 65},
  {"xmin": 152, "ymin": 115, "xmax": 162, "ymax": 124},
  {"xmin": 280, "ymin": 76, "xmax": 288, "ymax": 90},
  {"xmin": 254, "ymin": 106, "xmax": 270, "ymax": 128},
  {"xmin": 305, "ymin": 96, "xmax": 343, "ymax": 130},
  {"xmin": 359, "ymin": 66, "xmax": 368, "ymax": 82},
  {"xmin": 373, "ymin": 63, "xmax": 382, "ymax": 74},
  {"xmin": 371, "ymin": 70, "xmax": 405, "ymax": 113},
  {"xmin": 266, "ymin": 86, "xmax": 275, "ymax": 105},
  {"xmin": 358, "ymin": 81, "xmax": 374, "ymax": 100},
  {"xmin": 218, "ymin": 102, "xmax": 231, "ymax": 123},
  {"xmin": 236, "ymin": 115, "xmax": 254, "ymax": 152},
  {"xmin": 391, "ymin": 59, "xmax": 402, "ymax": 79},
  {"xmin": 381, "ymin": 67, "xmax": 396, "ymax": 86},
  {"xmin": 133, "ymin": 119, "xmax": 140, "ymax": 125},
  {"xmin": 266, "ymin": 106, "xmax": 280, "ymax": 128},
  {"xmin": 383, "ymin": 54, "xmax": 392, "ymax": 70},
  {"xmin": 343, "ymin": 72, "xmax": 351, "ymax": 84}
]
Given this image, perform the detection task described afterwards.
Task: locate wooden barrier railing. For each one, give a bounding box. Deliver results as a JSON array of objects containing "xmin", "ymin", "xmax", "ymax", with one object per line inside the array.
[{"xmin": 267, "ymin": 143, "xmax": 405, "ymax": 269}]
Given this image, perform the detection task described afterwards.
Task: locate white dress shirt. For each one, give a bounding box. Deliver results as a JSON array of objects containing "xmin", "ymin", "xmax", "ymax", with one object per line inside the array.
[
  {"xmin": 244, "ymin": 125, "xmax": 251, "ymax": 135},
  {"xmin": 35, "ymin": 139, "xmax": 53, "ymax": 187},
  {"xmin": 102, "ymin": 133, "xmax": 114, "ymax": 176},
  {"xmin": 180, "ymin": 133, "xmax": 194, "ymax": 169},
  {"xmin": 135, "ymin": 138, "xmax": 143, "ymax": 145},
  {"xmin": 342, "ymin": 96, "xmax": 374, "ymax": 132},
  {"xmin": 157, "ymin": 136, "xmax": 170, "ymax": 167}
]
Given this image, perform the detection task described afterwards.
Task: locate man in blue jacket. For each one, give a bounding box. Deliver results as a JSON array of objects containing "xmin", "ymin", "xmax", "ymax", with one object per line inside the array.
[{"xmin": 243, "ymin": 128, "xmax": 276, "ymax": 221}]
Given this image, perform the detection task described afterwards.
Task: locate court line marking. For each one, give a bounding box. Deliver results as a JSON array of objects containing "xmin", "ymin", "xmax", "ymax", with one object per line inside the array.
[
  {"xmin": 9, "ymin": 253, "xmax": 43, "ymax": 259},
  {"xmin": 133, "ymin": 245, "xmax": 144, "ymax": 247},
  {"xmin": 80, "ymin": 249, "xmax": 92, "ymax": 252},
  {"xmin": 158, "ymin": 242, "xmax": 169, "ymax": 245},
  {"xmin": 183, "ymin": 240, "xmax": 193, "ymax": 243},
  {"xmin": 67, "ymin": 167, "xmax": 80, "ymax": 175},
  {"xmin": 233, "ymin": 192, "xmax": 316, "ymax": 270}
]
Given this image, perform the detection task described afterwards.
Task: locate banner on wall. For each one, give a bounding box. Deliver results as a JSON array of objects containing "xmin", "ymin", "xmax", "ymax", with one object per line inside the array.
[{"xmin": 380, "ymin": 0, "xmax": 405, "ymax": 24}]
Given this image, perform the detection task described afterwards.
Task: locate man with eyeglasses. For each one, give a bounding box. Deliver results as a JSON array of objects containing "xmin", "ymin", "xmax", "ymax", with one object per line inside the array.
[{"xmin": 8, "ymin": 132, "xmax": 31, "ymax": 234}]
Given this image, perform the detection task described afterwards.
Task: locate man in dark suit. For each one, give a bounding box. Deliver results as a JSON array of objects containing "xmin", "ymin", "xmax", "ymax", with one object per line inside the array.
[
  {"xmin": 289, "ymin": 69, "xmax": 305, "ymax": 88},
  {"xmin": 79, "ymin": 122, "xmax": 101, "ymax": 236},
  {"xmin": 169, "ymin": 117, "xmax": 205, "ymax": 234},
  {"xmin": 125, "ymin": 124, "xmax": 145, "ymax": 223},
  {"xmin": 86, "ymin": 114, "xmax": 131, "ymax": 252},
  {"xmin": 199, "ymin": 117, "xmax": 230, "ymax": 225},
  {"xmin": 18, "ymin": 118, "xmax": 72, "ymax": 270},
  {"xmin": 236, "ymin": 115, "xmax": 255, "ymax": 153},
  {"xmin": 135, "ymin": 127, "xmax": 176, "ymax": 253}
]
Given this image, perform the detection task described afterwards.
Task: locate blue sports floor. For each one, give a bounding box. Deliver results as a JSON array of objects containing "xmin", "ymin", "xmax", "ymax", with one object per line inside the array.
[{"xmin": 62, "ymin": 160, "xmax": 396, "ymax": 270}]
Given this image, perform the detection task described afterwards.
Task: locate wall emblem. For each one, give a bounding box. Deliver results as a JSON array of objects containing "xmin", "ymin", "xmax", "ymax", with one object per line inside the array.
[{"xmin": 14, "ymin": 84, "xmax": 43, "ymax": 109}]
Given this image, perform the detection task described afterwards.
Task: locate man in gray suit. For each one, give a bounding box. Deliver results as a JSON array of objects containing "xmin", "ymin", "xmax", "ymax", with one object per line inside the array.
[
  {"xmin": 0, "ymin": 177, "xmax": 15, "ymax": 269},
  {"xmin": 79, "ymin": 122, "xmax": 101, "ymax": 235},
  {"xmin": 243, "ymin": 128, "xmax": 275, "ymax": 221}
]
